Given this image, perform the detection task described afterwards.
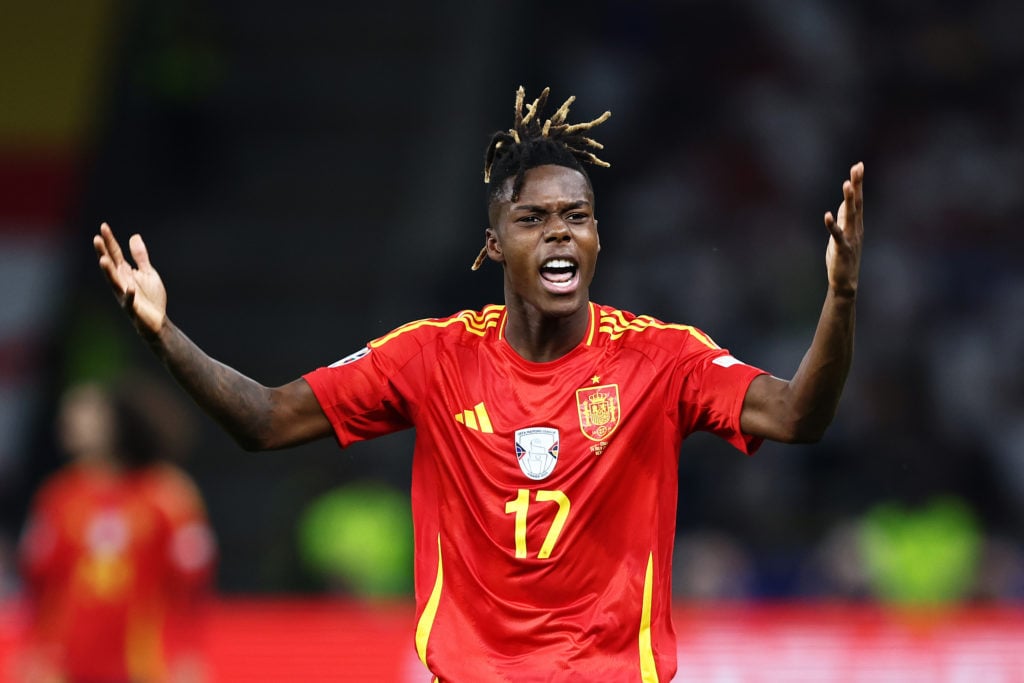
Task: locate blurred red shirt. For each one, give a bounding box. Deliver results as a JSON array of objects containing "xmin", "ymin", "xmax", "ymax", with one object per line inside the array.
[{"xmin": 19, "ymin": 461, "xmax": 215, "ymax": 683}]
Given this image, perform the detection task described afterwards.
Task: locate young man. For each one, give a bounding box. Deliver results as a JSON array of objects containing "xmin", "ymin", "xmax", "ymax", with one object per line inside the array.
[{"xmin": 94, "ymin": 86, "xmax": 864, "ymax": 682}]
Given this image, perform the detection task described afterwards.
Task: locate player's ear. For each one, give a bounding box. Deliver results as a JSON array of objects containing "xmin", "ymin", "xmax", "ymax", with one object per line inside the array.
[
  {"xmin": 595, "ymin": 220, "xmax": 601, "ymax": 252},
  {"xmin": 486, "ymin": 227, "xmax": 504, "ymax": 263}
]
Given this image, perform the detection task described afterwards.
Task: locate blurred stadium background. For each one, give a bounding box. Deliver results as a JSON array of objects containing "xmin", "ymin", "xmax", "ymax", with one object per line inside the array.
[{"xmin": 1, "ymin": 0, "xmax": 1022, "ymax": 680}]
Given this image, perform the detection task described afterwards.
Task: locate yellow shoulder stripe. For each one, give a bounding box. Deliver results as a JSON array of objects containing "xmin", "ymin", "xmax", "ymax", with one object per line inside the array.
[
  {"xmin": 371, "ymin": 306, "xmax": 505, "ymax": 348},
  {"xmin": 597, "ymin": 311, "xmax": 719, "ymax": 349}
]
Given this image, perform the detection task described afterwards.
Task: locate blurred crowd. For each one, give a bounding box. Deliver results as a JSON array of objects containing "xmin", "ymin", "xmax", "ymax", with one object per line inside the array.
[{"xmin": 529, "ymin": 0, "xmax": 1024, "ymax": 602}]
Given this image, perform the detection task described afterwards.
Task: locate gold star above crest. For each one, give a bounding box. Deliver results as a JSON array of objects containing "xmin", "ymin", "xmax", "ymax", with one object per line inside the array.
[{"xmin": 591, "ymin": 375, "xmax": 601, "ymax": 384}]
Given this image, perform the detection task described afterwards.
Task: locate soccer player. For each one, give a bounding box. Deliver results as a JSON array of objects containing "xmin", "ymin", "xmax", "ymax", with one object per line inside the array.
[
  {"xmin": 93, "ymin": 86, "xmax": 863, "ymax": 682},
  {"xmin": 19, "ymin": 381, "xmax": 216, "ymax": 683}
]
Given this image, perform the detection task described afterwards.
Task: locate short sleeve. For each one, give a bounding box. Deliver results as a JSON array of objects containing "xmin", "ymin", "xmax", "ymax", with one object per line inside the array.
[
  {"xmin": 303, "ymin": 343, "xmax": 415, "ymax": 449},
  {"xmin": 678, "ymin": 347, "xmax": 768, "ymax": 455}
]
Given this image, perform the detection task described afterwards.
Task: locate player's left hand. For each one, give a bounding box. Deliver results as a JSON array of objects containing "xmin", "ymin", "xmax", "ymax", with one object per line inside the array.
[{"xmin": 823, "ymin": 162, "xmax": 864, "ymax": 298}]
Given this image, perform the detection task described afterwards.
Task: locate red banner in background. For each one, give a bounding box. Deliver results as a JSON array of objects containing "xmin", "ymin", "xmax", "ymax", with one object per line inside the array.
[
  {"xmin": 672, "ymin": 603, "xmax": 1024, "ymax": 682},
  {"xmin": 201, "ymin": 600, "xmax": 420, "ymax": 682},
  {"xmin": 3, "ymin": 599, "xmax": 1024, "ymax": 682}
]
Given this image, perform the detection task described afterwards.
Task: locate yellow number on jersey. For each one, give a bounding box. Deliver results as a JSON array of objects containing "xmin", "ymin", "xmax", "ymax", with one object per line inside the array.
[{"xmin": 504, "ymin": 489, "xmax": 571, "ymax": 559}]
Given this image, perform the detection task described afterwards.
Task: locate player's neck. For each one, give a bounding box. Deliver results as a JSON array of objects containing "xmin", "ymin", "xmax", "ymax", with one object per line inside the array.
[{"xmin": 502, "ymin": 300, "xmax": 591, "ymax": 363}]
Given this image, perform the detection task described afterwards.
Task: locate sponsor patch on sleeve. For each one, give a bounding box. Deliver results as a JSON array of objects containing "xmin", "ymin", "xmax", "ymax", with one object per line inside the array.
[
  {"xmin": 711, "ymin": 354, "xmax": 745, "ymax": 369},
  {"xmin": 329, "ymin": 346, "xmax": 371, "ymax": 367}
]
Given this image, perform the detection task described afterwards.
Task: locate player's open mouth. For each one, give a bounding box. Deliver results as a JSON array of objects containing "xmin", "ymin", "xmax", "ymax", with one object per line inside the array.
[{"xmin": 540, "ymin": 258, "xmax": 579, "ymax": 292}]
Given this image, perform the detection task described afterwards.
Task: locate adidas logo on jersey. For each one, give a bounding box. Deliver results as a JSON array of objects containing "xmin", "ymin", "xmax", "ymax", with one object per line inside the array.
[{"xmin": 454, "ymin": 402, "xmax": 493, "ymax": 433}]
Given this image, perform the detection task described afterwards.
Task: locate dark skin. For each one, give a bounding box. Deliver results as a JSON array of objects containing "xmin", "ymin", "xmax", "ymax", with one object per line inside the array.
[
  {"xmin": 94, "ymin": 161, "xmax": 863, "ymax": 448},
  {"xmin": 485, "ymin": 164, "xmax": 601, "ymax": 362}
]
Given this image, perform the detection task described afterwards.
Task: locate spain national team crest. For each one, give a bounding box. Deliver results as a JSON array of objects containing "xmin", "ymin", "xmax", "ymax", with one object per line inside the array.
[
  {"xmin": 514, "ymin": 427, "xmax": 559, "ymax": 480},
  {"xmin": 576, "ymin": 384, "xmax": 621, "ymax": 441}
]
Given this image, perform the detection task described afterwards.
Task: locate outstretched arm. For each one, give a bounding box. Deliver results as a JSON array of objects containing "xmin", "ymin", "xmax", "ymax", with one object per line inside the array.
[
  {"xmin": 93, "ymin": 222, "xmax": 332, "ymax": 450},
  {"xmin": 739, "ymin": 162, "xmax": 864, "ymax": 443}
]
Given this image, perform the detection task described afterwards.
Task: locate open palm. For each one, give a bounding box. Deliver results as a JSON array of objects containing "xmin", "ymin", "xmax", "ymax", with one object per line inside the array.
[
  {"xmin": 93, "ymin": 222, "xmax": 168, "ymax": 335},
  {"xmin": 823, "ymin": 162, "xmax": 864, "ymax": 298}
]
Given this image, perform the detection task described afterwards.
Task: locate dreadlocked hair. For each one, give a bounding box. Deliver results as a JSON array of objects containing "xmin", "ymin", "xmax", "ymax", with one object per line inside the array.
[{"xmin": 472, "ymin": 86, "xmax": 611, "ymax": 270}]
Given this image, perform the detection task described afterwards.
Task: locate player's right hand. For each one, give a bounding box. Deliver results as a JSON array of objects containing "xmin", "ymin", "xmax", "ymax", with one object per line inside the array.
[{"xmin": 94, "ymin": 222, "xmax": 168, "ymax": 336}]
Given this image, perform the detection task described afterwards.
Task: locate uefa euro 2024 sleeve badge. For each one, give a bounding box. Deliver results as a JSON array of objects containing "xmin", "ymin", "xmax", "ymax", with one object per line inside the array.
[{"xmin": 576, "ymin": 384, "xmax": 621, "ymax": 441}]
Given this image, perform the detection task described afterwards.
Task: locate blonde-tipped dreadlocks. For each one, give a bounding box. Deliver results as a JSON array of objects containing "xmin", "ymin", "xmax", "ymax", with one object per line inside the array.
[{"xmin": 472, "ymin": 86, "xmax": 611, "ymax": 271}]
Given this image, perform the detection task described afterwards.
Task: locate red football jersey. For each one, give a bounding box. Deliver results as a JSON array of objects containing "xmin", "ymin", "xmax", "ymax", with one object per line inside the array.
[
  {"xmin": 304, "ymin": 302, "xmax": 766, "ymax": 682},
  {"xmin": 19, "ymin": 462, "xmax": 216, "ymax": 683}
]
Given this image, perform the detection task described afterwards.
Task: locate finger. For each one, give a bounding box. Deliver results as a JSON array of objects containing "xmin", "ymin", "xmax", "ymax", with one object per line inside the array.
[
  {"xmin": 129, "ymin": 234, "xmax": 152, "ymax": 270},
  {"xmin": 843, "ymin": 179, "xmax": 854, "ymax": 205},
  {"xmin": 124, "ymin": 285, "xmax": 136, "ymax": 313},
  {"xmin": 841, "ymin": 192, "xmax": 854, "ymax": 220},
  {"xmin": 99, "ymin": 222, "xmax": 128, "ymax": 267},
  {"xmin": 95, "ymin": 228, "xmax": 125, "ymax": 291},
  {"xmin": 850, "ymin": 161, "xmax": 865, "ymax": 185},
  {"xmin": 97, "ymin": 254, "xmax": 128, "ymax": 298},
  {"xmin": 93, "ymin": 233, "xmax": 108, "ymax": 259},
  {"xmin": 824, "ymin": 211, "xmax": 841, "ymax": 240},
  {"xmin": 847, "ymin": 162, "xmax": 864, "ymax": 211}
]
